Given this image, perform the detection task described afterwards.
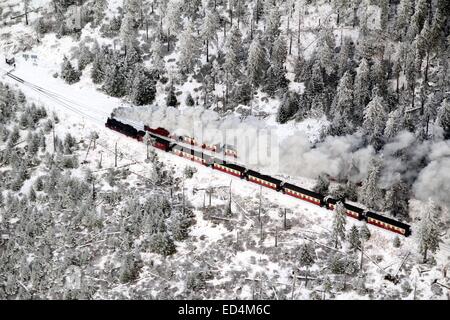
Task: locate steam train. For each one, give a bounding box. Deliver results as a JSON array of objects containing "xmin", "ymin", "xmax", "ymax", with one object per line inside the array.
[{"xmin": 105, "ymin": 117, "xmax": 412, "ymax": 237}]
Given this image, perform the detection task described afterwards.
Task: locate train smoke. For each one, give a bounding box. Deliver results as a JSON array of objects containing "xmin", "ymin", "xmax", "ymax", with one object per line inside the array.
[
  {"xmin": 113, "ymin": 106, "xmax": 450, "ymax": 208},
  {"xmin": 413, "ymin": 140, "xmax": 450, "ymax": 207}
]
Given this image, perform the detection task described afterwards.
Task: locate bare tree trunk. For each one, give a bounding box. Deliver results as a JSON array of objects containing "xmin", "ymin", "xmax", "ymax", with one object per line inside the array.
[
  {"xmin": 291, "ymin": 272, "xmax": 296, "ymax": 300},
  {"xmin": 98, "ymin": 152, "xmax": 102, "ymax": 168},
  {"xmin": 289, "ymin": 33, "xmax": 293, "ymax": 55},
  {"xmin": 297, "ymin": 7, "xmax": 301, "ymax": 55},
  {"xmin": 275, "ymin": 227, "xmax": 278, "ymax": 247},
  {"xmin": 230, "ymin": 8, "xmax": 233, "ymax": 27},
  {"xmin": 360, "ymin": 240, "xmax": 364, "ymax": 271},
  {"xmin": 114, "ymin": 142, "xmax": 118, "ymax": 167},
  {"xmin": 167, "ymin": 29, "xmax": 171, "ymax": 52},
  {"xmin": 258, "ymin": 186, "xmax": 262, "ymax": 221},
  {"xmin": 256, "ymin": 0, "xmax": 259, "ymax": 23},
  {"xmin": 423, "ymin": 247, "xmax": 428, "ymax": 263},
  {"xmin": 225, "ymin": 72, "xmax": 229, "ymax": 110},
  {"xmin": 92, "ymin": 181, "xmax": 96, "ymax": 200},
  {"xmin": 250, "ymin": 16, "xmax": 254, "ymax": 40},
  {"xmin": 237, "ymin": 0, "xmax": 240, "ymax": 29},
  {"xmin": 52, "ymin": 122, "xmax": 56, "ymax": 153},
  {"xmin": 396, "ymin": 73, "xmax": 400, "ymax": 98},
  {"xmin": 260, "ymin": 220, "xmax": 263, "ymax": 242},
  {"xmin": 182, "ymin": 179, "xmax": 185, "ymax": 214},
  {"xmin": 305, "ymin": 267, "xmax": 309, "ymax": 288},
  {"xmin": 223, "ymin": 20, "xmax": 227, "ymax": 42}
]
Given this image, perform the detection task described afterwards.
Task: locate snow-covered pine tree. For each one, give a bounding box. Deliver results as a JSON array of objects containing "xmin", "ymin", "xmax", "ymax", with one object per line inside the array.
[
  {"xmin": 299, "ymin": 242, "xmax": 315, "ymax": 268},
  {"xmin": 362, "ymin": 91, "xmax": 387, "ymax": 150},
  {"xmin": 392, "ymin": 56, "xmax": 402, "ymax": 96},
  {"xmin": 185, "ymin": 93, "xmax": 195, "ymax": 107},
  {"xmin": 109, "ymin": 15, "xmax": 122, "ymax": 33},
  {"xmin": 166, "ymin": 85, "xmax": 178, "ymax": 107},
  {"xmin": 404, "ymin": 41, "xmax": 418, "ymax": 106},
  {"xmin": 170, "ymin": 211, "xmax": 192, "ymax": 241},
  {"xmin": 125, "ymin": 0, "xmax": 143, "ymax": 27},
  {"xmin": 35, "ymin": 17, "xmax": 48, "ymax": 35},
  {"xmin": 201, "ymin": 9, "xmax": 219, "ymax": 62},
  {"xmin": 183, "ymin": 0, "xmax": 202, "ymax": 20},
  {"xmin": 120, "ymin": 10, "xmax": 138, "ymax": 53},
  {"xmin": 93, "ymin": 0, "xmax": 108, "ymax": 27},
  {"xmin": 359, "ymin": 158, "xmax": 384, "ymax": 211},
  {"xmin": 379, "ymin": 0, "xmax": 389, "ymax": 31},
  {"xmin": 353, "ymin": 58, "xmax": 371, "ymax": 123},
  {"xmin": 293, "ymin": 50, "xmax": 306, "ymax": 81},
  {"xmin": 265, "ymin": 35, "xmax": 288, "ymax": 96},
  {"xmin": 345, "ymin": 181, "xmax": 358, "ymax": 202},
  {"xmin": 313, "ymin": 173, "xmax": 330, "ymax": 195},
  {"xmin": 393, "ymin": 236, "xmax": 401, "ymax": 248},
  {"xmin": 265, "ymin": 7, "xmax": 281, "ymax": 52},
  {"xmin": 130, "ymin": 65, "xmax": 156, "ymax": 106},
  {"xmin": 298, "ymin": 242, "xmax": 315, "ymax": 284},
  {"xmin": 337, "ymin": 36, "xmax": 355, "ymax": 78},
  {"xmin": 418, "ymin": 200, "xmax": 441, "ymax": 263},
  {"xmin": 331, "ymin": 201, "xmax": 347, "ymax": 248},
  {"xmin": 359, "ymin": 222, "xmax": 371, "ymax": 241},
  {"xmin": 61, "ymin": 57, "xmax": 80, "ymax": 85},
  {"xmin": 371, "ymin": 58, "xmax": 389, "ymax": 99},
  {"xmin": 102, "ymin": 61, "xmax": 127, "ymax": 98},
  {"xmin": 276, "ymin": 91, "xmax": 299, "ymax": 124},
  {"xmin": 164, "ymin": 0, "xmax": 183, "ymax": 52},
  {"xmin": 91, "ymin": 56, "xmax": 104, "ymax": 84},
  {"xmin": 436, "ymin": 99, "xmax": 450, "ymax": 139},
  {"xmin": 178, "ymin": 22, "xmax": 199, "ymax": 74},
  {"xmin": 227, "ymin": 25, "xmax": 244, "ymax": 59},
  {"xmin": 119, "ymin": 253, "xmax": 141, "ymax": 283},
  {"xmin": 308, "ymin": 59, "xmax": 324, "ymax": 95},
  {"xmin": 407, "ymin": 0, "xmax": 428, "ymax": 41},
  {"xmin": 317, "ymin": 29, "xmax": 336, "ymax": 77},
  {"xmin": 225, "ymin": 200, "xmax": 232, "ymax": 217},
  {"xmin": 348, "ymin": 225, "xmax": 361, "ymax": 250},
  {"xmin": 247, "ymin": 36, "xmax": 267, "ymax": 88},
  {"xmin": 148, "ymin": 232, "xmax": 176, "ymax": 256},
  {"xmin": 384, "ymin": 109, "xmax": 404, "ymax": 141},
  {"xmin": 78, "ymin": 45, "xmax": 94, "ymax": 71},
  {"xmin": 329, "ymin": 71, "xmax": 355, "ymax": 134},
  {"xmin": 7, "ymin": 125, "xmax": 20, "ymax": 148},
  {"xmin": 150, "ymin": 36, "xmax": 165, "ymax": 76},
  {"xmin": 395, "ymin": 0, "xmax": 415, "ymax": 40},
  {"xmin": 384, "ymin": 180, "xmax": 410, "ymax": 218},
  {"xmin": 331, "ymin": 185, "xmax": 348, "ymax": 202},
  {"xmin": 27, "ymin": 131, "xmax": 40, "ymax": 155}
]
